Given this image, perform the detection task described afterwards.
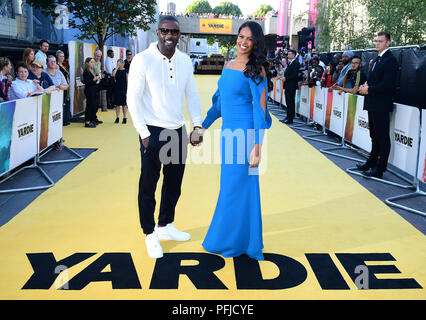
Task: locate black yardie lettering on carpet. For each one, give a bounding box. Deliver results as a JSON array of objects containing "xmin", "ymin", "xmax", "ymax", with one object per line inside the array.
[
  {"xmin": 233, "ymin": 253, "xmax": 307, "ymax": 289},
  {"xmin": 305, "ymin": 253, "xmax": 350, "ymax": 290},
  {"xmin": 22, "ymin": 252, "xmax": 142, "ymax": 290},
  {"xmin": 335, "ymin": 253, "xmax": 422, "ymax": 289},
  {"xmin": 64, "ymin": 253, "xmax": 142, "ymax": 290},
  {"xmin": 150, "ymin": 253, "xmax": 227, "ymax": 289},
  {"xmin": 22, "ymin": 252, "xmax": 96, "ymax": 289}
]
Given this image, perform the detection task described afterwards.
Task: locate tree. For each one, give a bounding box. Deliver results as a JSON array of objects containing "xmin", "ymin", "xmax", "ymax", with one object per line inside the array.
[
  {"xmin": 315, "ymin": 0, "xmax": 425, "ymax": 52},
  {"xmin": 363, "ymin": 0, "xmax": 426, "ymax": 46},
  {"xmin": 184, "ymin": 0, "xmax": 212, "ymax": 14},
  {"xmin": 212, "ymin": 1, "xmax": 242, "ymax": 16},
  {"xmin": 208, "ymin": 35, "xmax": 236, "ymax": 60},
  {"xmin": 253, "ymin": 4, "xmax": 273, "ymax": 17},
  {"xmin": 315, "ymin": 0, "xmax": 370, "ymax": 51},
  {"xmin": 26, "ymin": 0, "xmax": 156, "ymax": 54}
]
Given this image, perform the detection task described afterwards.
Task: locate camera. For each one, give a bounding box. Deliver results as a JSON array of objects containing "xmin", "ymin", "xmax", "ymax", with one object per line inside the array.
[{"xmin": 268, "ymin": 49, "xmax": 288, "ymax": 68}]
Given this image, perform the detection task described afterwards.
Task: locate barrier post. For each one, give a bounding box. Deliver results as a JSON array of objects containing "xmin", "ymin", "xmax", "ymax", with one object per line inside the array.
[
  {"xmin": 346, "ymin": 103, "xmax": 418, "ymax": 189},
  {"xmin": 36, "ymin": 90, "xmax": 84, "ymax": 165},
  {"xmin": 320, "ymin": 92, "xmax": 366, "ymax": 162},
  {"xmin": 385, "ymin": 110, "xmax": 426, "ymax": 215},
  {"xmin": 303, "ymin": 87, "xmax": 342, "ymax": 146},
  {"xmin": 0, "ymin": 95, "xmax": 55, "ymax": 194}
]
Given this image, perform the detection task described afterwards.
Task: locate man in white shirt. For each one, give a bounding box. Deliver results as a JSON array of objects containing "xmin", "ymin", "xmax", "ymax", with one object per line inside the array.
[
  {"xmin": 104, "ymin": 49, "xmax": 115, "ymax": 109},
  {"xmin": 127, "ymin": 15, "xmax": 203, "ymax": 259},
  {"xmin": 35, "ymin": 40, "xmax": 49, "ymax": 71},
  {"xmin": 8, "ymin": 63, "xmax": 44, "ymax": 100}
]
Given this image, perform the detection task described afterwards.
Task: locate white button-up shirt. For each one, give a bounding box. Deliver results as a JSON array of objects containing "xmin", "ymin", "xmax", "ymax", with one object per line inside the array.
[
  {"xmin": 8, "ymin": 79, "xmax": 38, "ymax": 100},
  {"xmin": 127, "ymin": 42, "xmax": 203, "ymax": 139}
]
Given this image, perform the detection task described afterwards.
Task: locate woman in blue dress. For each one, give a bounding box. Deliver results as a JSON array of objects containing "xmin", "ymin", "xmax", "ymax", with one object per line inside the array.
[{"xmin": 201, "ymin": 21, "xmax": 272, "ymax": 260}]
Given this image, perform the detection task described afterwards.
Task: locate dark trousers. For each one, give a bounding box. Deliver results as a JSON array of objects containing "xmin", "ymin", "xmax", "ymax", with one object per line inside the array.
[
  {"xmin": 284, "ymin": 87, "xmax": 296, "ymax": 120},
  {"xmin": 63, "ymin": 95, "xmax": 71, "ymax": 124},
  {"xmin": 84, "ymin": 88, "xmax": 99, "ymax": 122},
  {"xmin": 366, "ymin": 111, "xmax": 391, "ymax": 172},
  {"xmin": 138, "ymin": 125, "xmax": 188, "ymax": 235},
  {"xmin": 106, "ymin": 84, "xmax": 114, "ymax": 108}
]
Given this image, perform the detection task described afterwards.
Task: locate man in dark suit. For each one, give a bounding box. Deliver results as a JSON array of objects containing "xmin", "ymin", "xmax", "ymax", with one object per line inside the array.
[
  {"xmin": 281, "ymin": 49, "xmax": 300, "ymax": 124},
  {"xmin": 357, "ymin": 31, "xmax": 399, "ymax": 178}
]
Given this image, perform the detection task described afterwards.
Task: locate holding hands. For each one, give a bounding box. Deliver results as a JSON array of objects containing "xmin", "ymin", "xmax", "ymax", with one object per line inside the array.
[{"xmin": 189, "ymin": 126, "xmax": 204, "ymax": 146}]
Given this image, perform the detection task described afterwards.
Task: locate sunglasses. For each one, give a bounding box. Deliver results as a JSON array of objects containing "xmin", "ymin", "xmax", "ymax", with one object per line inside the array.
[{"xmin": 159, "ymin": 28, "xmax": 180, "ymax": 36}]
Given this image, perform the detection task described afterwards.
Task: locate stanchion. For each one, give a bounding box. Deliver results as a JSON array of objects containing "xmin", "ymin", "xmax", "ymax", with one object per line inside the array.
[
  {"xmin": 385, "ymin": 181, "xmax": 426, "ymax": 217},
  {"xmin": 346, "ymin": 165, "xmax": 416, "ymax": 189},
  {"xmin": 346, "ymin": 105, "xmax": 420, "ymax": 190},
  {"xmin": 0, "ymin": 157, "xmax": 55, "ymax": 194},
  {"xmin": 385, "ymin": 115, "xmax": 425, "ymax": 212},
  {"xmin": 303, "ymin": 89, "xmax": 342, "ymax": 146},
  {"xmin": 319, "ymin": 93, "xmax": 366, "ymax": 162},
  {"xmin": 37, "ymin": 139, "xmax": 84, "ymax": 165},
  {"xmin": 0, "ymin": 94, "xmax": 55, "ymax": 194}
]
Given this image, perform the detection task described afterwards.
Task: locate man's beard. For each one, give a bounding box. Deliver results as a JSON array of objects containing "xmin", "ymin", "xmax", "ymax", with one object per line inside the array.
[{"xmin": 159, "ymin": 39, "xmax": 177, "ymax": 52}]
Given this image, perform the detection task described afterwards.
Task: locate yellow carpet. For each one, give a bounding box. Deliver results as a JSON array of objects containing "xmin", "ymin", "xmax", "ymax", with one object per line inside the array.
[{"xmin": 0, "ymin": 75, "xmax": 424, "ymax": 299}]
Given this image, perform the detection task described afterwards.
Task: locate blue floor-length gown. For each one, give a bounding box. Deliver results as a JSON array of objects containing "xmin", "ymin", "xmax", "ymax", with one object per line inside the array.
[{"xmin": 201, "ymin": 68, "xmax": 272, "ymax": 260}]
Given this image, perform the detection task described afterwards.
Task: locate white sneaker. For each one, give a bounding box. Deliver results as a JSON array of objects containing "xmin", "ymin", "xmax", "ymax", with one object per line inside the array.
[
  {"xmin": 155, "ymin": 223, "xmax": 191, "ymax": 241},
  {"xmin": 145, "ymin": 232, "xmax": 163, "ymax": 259}
]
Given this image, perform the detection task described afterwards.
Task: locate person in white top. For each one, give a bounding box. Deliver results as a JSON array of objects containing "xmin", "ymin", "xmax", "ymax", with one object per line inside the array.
[
  {"xmin": 8, "ymin": 63, "xmax": 44, "ymax": 100},
  {"xmin": 127, "ymin": 15, "xmax": 203, "ymax": 259},
  {"xmin": 104, "ymin": 49, "xmax": 115, "ymax": 109},
  {"xmin": 35, "ymin": 40, "xmax": 49, "ymax": 71}
]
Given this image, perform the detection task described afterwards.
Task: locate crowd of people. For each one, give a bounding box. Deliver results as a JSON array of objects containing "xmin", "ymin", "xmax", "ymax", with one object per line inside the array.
[
  {"xmin": 266, "ymin": 47, "xmax": 370, "ymax": 125},
  {"xmin": 160, "ymin": 10, "xmax": 277, "ymax": 21},
  {"xmin": 0, "ymin": 40, "xmax": 134, "ymax": 130},
  {"xmin": 271, "ymin": 47, "xmax": 367, "ymax": 94},
  {"xmin": 267, "ymin": 30, "xmax": 397, "ymax": 180}
]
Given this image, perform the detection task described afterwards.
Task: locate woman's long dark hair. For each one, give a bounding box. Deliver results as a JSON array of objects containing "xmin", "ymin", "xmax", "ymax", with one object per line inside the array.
[{"xmin": 239, "ymin": 21, "xmax": 272, "ymax": 91}]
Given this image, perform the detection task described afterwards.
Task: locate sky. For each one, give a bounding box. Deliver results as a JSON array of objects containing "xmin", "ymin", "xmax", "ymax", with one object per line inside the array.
[{"xmin": 158, "ymin": 0, "xmax": 309, "ymax": 16}]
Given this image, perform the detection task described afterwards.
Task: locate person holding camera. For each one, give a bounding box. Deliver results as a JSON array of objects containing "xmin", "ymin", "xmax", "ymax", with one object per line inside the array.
[{"xmin": 281, "ymin": 49, "xmax": 300, "ymax": 124}]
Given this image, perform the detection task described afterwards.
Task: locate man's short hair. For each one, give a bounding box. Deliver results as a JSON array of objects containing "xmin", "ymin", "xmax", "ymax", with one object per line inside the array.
[
  {"xmin": 288, "ymin": 49, "xmax": 297, "ymax": 56},
  {"xmin": 377, "ymin": 31, "xmax": 391, "ymax": 41},
  {"xmin": 107, "ymin": 49, "xmax": 113, "ymax": 55},
  {"xmin": 158, "ymin": 15, "xmax": 179, "ymax": 27},
  {"xmin": 39, "ymin": 39, "xmax": 49, "ymax": 47},
  {"xmin": 351, "ymin": 55, "xmax": 362, "ymax": 61}
]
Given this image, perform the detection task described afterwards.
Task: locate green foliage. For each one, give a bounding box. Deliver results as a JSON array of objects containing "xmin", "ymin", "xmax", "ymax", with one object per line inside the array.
[
  {"xmin": 253, "ymin": 4, "xmax": 273, "ymax": 17},
  {"xmin": 26, "ymin": 0, "xmax": 156, "ymax": 50},
  {"xmin": 363, "ymin": 0, "xmax": 426, "ymax": 46},
  {"xmin": 185, "ymin": 0, "xmax": 213, "ymax": 14},
  {"xmin": 315, "ymin": 0, "xmax": 425, "ymax": 52},
  {"xmin": 315, "ymin": 0, "xmax": 370, "ymax": 51},
  {"xmin": 208, "ymin": 35, "xmax": 237, "ymax": 60},
  {"xmin": 212, "ymin": 1, "xmax": 242, "ymax": 16}
]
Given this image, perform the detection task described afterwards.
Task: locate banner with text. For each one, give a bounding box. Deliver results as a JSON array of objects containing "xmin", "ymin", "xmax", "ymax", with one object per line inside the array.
[
  {"xmin": 0, "ymin": 97, "xmax": 38, "ymax": 176},
  {"xmin": 38, "ymin": 90, "xmax": 64, "ymax": 153},
  {"xmin": 344, "ymin": 94, "xmax": 371, "ymax": 152},
  {"xmin": 299, "ymin": 85, "xmax": 310, "ymax": 118},
  {"xmin": 388, "ymin": 104, "xmax": 420, "ymax": 177},
  {"xmin": 199, "ymin": 18, "xmax": 232, "ymax": 34},
  {"xmin": 312, "ymin": 86, "xmax": 326, "ymax": 126},
  {"xmin": 418, "ymin": 110, "xmax": 426, "ymax": 182}
]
